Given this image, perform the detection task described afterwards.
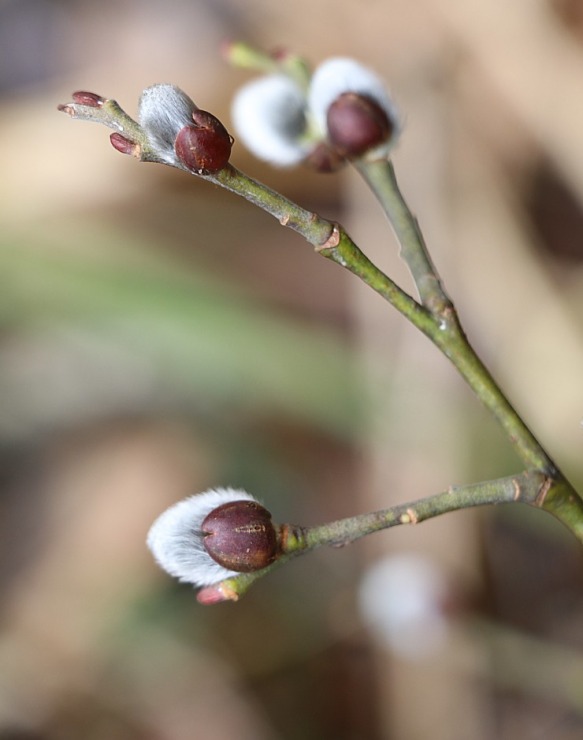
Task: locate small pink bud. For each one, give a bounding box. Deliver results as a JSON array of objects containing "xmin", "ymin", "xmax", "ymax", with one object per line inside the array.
[
  {"xmin": 270, "ymin": 47, "xmax": 291, "ymax": 62},
  {"xmin": 197, "ymin": 581, "xmax": 239, "ymax": 604},
  {"xmin": 174, "ymin": 110, "xmax": 233, "ymax": 175},
  {"xmin": 110, "ymin": 132, "xmax": 140, "ymax": 157},
  {"xmin": 202, "ymin": 500, "xmax": 278, "ymax": 572},
  {"xmin": 72, "ymin": 91, "xmax": 105, "ymax": 108},
  {"xmin": 326, "ymin": 92, "xmax": 395, "ymax": 158}
]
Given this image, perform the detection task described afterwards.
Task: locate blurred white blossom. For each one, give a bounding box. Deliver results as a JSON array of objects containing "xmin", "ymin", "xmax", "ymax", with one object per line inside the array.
[
  {"xmin": 231, "ymin": 57, "xmax": 400, "ymax": 168},
  {"xmin": 358, "ymin": 553, "xmax": 451, "ymax": 660}
]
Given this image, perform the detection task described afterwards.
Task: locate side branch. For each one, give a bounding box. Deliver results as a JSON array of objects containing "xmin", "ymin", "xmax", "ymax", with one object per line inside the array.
[
  {"xmin": 301, "ymin": 471, "xmax": 549, "ymax": 548},
  {"xmin": 58, "ymin": 89, "xmax": 583, "ymax": 544},
  {"xmin": 356, "ymin": 158, "xmax": 452, "ymax": 314},
  {"xmin": 207, "ymin": 471, "xmax": 549, "ymax": 602}
]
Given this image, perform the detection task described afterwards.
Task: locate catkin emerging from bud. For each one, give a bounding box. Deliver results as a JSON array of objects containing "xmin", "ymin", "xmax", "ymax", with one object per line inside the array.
[{"xmin": 147, "ymin": 488, "xmax": 278, "ymax": 588}]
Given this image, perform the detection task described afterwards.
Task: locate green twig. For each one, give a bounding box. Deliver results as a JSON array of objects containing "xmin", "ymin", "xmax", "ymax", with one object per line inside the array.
[
  {"xmin": 354, "ymin": 159, "xmax": 548, "ymax": 468},
  {"xmin": 213, "ymin": 471, "xmax": 549, "ymax": 600},
  {"xmin": 356, "ymin": 158, "xmax": 451, "ymax": 313},
  {"xmin": 301, "ymin": 471, "xmax": 548, "ymax": 547},
  {"xmin": 213, "ymin": 165, "xmax": 430, "ymax": 324},
  {"xmin": 354, "ymin": 157, "xmax": 583, "ymax": 537},
  {"xmin": 215, "ymin": 163, "xmax": 583, "ymax": 539},
  {"xmin": 58, "ymin": 91, "xmax": 583, "ymax": 542}
]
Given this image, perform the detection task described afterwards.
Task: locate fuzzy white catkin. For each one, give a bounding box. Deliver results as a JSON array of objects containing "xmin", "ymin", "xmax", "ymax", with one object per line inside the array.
[
  {"xmin": 358, "ymin": 553, "xmax": 450, "ymax": 659},
  {"xmin": 138, "ymin": 84, "xmax": 198, "ymax": 165},
  {"xmin": 147, "ymin": 487, "xmax": 256, "ymax": 587},
  {"xmin": 308, "ymin": 58, "xmax": 400, "ymax": 150},
  {"xmin": 231, "ymin": 74, "xmax": 311, "ymax": 166}
]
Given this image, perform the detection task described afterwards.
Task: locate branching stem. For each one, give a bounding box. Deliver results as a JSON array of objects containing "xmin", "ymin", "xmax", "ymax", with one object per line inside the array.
[
  {"xmin": 57, "ymin": 91, "xmax": 583, "ymax": 546},
  {"xmin": 218, "ymin": 471, "xmax": 551, "ymax": 600}
]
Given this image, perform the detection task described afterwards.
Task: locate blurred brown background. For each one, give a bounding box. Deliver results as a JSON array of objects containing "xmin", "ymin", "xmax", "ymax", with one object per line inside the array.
[{"xmin": 1, "ymin": 0, "xmax": 583, "ymax": 738}]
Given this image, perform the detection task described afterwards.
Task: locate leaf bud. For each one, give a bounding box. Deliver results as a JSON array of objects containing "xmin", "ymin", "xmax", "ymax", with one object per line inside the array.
[
  {"xmin": 71, "ymin": 90, "xmax": 105, "ymax": 108},
  {"xmin": 201, "ymin": 499, "xmax": 278, "ymax": 572},
  {"xmin": 197, "ymin": 581, "xmax": 239, "ymax": 605},
  {"xmin": 174, "ymin": 110, "xmax": 233, "ymax": 175},
  {"xmin": 110, "ymin": 132, "xmax": 140, "ymax": 157}
]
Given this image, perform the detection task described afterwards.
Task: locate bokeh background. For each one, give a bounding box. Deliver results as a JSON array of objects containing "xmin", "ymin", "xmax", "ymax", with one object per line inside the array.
[{"xmin": 1, "ymin": 0, "xmax": 583, "ymax": 738}]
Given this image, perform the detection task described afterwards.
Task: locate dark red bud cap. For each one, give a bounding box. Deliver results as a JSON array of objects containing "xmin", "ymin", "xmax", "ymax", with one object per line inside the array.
[
  {"xmin": 72, "ymin": 91, "xmax": 105, "ymax": 108},
  {"xmin": 326, "ymin": 92, "xmax": 394, "ymax": 158},
  {"xmin": 110, "ymin": 132, "xmax": 140, "ymax": 157},
  {"xmin": 202, "ymin": 500, "xmax": 278, "ymax": 572},
  {"xmin": 174, "ymin": 110, "xmax": 233, "ymax": 175}
]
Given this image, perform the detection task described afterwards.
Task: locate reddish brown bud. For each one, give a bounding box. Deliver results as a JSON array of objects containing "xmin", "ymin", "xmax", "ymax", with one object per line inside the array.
[
  {"xmin": 72, "ymin": 91, "xmax": 105, "ymax": 108},
  {"xmin": 110, "ymin": 132, "xmax": 140, "ymax": 157},
  {"xmin": 326, "ymin": 92, "xmax": 394, "ymax": 158},
  {"xmin": 304, "ymin": 142, "xmax": 346, "ymax": 173},
  {"xmin": 201, "ymin": 500, "xmax": 278, "ymax": 572},
  {"xmin": 174, "ymin": 110, "xmax": 233, "ymax": 175}
]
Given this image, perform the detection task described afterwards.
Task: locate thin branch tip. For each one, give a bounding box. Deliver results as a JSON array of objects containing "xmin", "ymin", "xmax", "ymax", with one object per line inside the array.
[{"xmin": 57, "ymin": 103, "xmax": 73, "ymax": 115}]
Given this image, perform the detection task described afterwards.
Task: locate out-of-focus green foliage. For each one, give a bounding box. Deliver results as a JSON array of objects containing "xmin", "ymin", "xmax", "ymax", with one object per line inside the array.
[{"xmin": 0, "ymin": 220, "xmax": 366, "ymax": 440}]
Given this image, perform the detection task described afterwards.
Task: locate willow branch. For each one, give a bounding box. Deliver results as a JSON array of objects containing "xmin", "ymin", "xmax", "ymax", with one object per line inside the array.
[
  {"xmin": 205, "ymin": 471, "xmax": 549, "ymax": 601},
  {"xmin": 58, "ymin": 92, "xmax": 583, "ymax": 542},
  {"xmin": 355, "ymin": 158, "xmax": 451, "ymax": 313}
]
